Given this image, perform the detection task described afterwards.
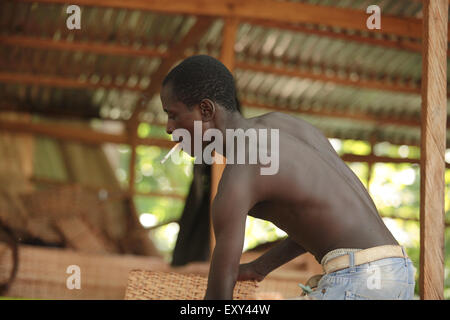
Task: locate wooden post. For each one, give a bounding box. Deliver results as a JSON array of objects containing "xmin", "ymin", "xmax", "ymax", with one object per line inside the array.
[
  {"xmin": 128, "ymin": 124, "xmax": 138, "ymax": 196},
  {"xmin": 126, "ymin": 108, "xmax": 140, "ymax": 233},
  {"xmin": 366, "ymin": 136, "xmax": 376, "ymax": 188},
  {"xmin": 209, "ymin": 17, "xmax": 239, "ymax": 253},
  {"xmin": 420, "ymin": 0, "xmax": 448, "ymax": 300}
]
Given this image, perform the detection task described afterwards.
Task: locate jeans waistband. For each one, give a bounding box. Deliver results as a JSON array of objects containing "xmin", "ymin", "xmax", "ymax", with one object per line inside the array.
[
  {"xmin": 321, "ymin": 245, "xmax": 408, "ymax": 274},
  {"xmin": 320, "ymin": 248, "xmax": 362, "ymax": 266}
]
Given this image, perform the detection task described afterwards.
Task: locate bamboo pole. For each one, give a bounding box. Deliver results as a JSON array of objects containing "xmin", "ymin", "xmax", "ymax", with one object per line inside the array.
[{"xmin": 419, "ymin": 0, "xmax": 448, "ymax": 300}]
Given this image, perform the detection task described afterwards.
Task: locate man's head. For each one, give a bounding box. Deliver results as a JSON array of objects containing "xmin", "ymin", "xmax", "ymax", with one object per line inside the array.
[{"xmin": 160, "ymin": 55, "xmax": 239, "ymax": 136}]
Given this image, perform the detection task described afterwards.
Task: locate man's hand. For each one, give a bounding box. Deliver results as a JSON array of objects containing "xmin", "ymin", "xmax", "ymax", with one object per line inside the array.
[{"xmin": 237, "ymin": 262, "xmax": 266, "ymax": 282}]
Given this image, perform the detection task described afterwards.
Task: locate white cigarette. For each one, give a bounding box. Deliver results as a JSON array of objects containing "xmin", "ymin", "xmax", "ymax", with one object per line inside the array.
[{"xmin": 160, "ymin": 143, "xmax": 181, "ymax": 164}]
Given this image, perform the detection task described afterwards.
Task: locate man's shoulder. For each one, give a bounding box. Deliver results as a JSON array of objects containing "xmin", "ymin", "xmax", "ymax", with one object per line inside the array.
[
  {"xmin": 221, "ymin": 161, "xmax": 260, "ymax": 180},
  {"xmin": 255, "ymin": 111, "xmax": 304, "ymax": 124},
  {"xmin": 253, "ymin": 112, "xmax": 311, "ymax": 139}
]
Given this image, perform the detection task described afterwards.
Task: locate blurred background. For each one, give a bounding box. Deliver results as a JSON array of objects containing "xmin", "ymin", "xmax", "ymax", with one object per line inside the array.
[{"xmin": 0, "ymin": 0, "xmax": 449, "ymax": 299}]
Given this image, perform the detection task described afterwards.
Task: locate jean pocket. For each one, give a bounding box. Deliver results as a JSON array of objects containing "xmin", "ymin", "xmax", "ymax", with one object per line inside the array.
[{"xmin": 344, "ymin": 291, "xmax": 371, "ymax": 300}]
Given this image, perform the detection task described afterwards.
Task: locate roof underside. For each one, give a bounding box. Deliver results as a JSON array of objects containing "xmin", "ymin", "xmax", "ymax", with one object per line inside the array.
[{"xmin": 1, "ymin": 0, "xmax": 450, "ymax": 147}]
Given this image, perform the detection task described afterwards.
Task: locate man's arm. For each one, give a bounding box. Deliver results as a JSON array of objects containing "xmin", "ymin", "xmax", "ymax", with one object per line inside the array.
[
  {"xmin": 239, "ymin": 237, "xmax": 306, "ymax": 281},
  {"xmin": 204, "ymin": 168, "xmax": 255, "ymax": 300}
]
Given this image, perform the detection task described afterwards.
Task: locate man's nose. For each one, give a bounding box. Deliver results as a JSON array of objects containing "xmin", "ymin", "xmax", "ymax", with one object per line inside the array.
[{"xmin": 166, "ymin": 121, "xmax": 175, "ymax": 135}]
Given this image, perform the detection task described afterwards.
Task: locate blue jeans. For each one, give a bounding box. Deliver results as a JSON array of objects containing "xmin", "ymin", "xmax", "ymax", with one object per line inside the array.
[{"xmin": 307, "ymin": 255, "xmax": 416, "ymax": 300}]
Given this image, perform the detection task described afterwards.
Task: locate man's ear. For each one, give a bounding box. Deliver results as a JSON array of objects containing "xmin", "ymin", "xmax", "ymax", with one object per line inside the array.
[{"xmin": 199, "ymin": 99, "xmax": 215, "ymax": 122}]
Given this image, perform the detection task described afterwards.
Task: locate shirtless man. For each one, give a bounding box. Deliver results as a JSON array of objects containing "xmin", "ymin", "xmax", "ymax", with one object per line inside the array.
[{"xmin": 160, "ymin": 55, "xmax": 416, "ymax": 300}]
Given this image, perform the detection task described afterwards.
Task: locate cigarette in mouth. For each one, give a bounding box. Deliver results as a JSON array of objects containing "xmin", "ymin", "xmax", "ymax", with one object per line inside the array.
[{"xmin": 160, "ymin": 143, "xmax": 181, "ymax": 164}]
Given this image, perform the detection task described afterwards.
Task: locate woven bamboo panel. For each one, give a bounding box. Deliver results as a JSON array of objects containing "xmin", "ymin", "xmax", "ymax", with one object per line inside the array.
[
  {"xmin": 124, "ymin": 271, "xmax": 258, "ymax": 300},
  {"xmin": 0, "ymin": 191, "xmax": 29, "ymax": 237},
  {"xmin": 26, "ymin": 217, "xmax": 63, "ymax": 244},
  {"xmin": 54, "ymin": 217, "xmax": 114, "ymax": 254},
  {"xmin": 20, "ymin": 185, "xmax": 106, "ymax": 225},
  {"xmin": 0, "ymin": 244, "xmax": 169, "ymax": 299},
  {"xmin": 123, "ymin": 262, "xmax": 314, "ymax": 300},
  {"xmin": 19, "ymin": 185, "xmax": 117, "ymax": 252}
]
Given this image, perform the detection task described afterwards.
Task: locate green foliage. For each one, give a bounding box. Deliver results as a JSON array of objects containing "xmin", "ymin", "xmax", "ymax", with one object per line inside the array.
[
  {"xmin": 340, "ymin": 139, "xmax": 371, "ymax": 156},
  {"xmin": 138, "ymin": 123, "xmax": 171, "ymax": 139}
]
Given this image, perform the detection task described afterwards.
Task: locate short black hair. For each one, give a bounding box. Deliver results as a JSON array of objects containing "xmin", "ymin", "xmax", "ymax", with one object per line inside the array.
[{"xmin": 162, "ymin": 55, "xmax": 240, "ymax": 112}]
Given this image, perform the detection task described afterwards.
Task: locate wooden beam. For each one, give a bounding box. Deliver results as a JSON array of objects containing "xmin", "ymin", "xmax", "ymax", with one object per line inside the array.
[
  {"xmin": 10, "ymin": 115, "xmax": 432, "ymax": 168},
  {"xmin": 0, "ymin": 71, "xmax": 144, "ymax": 92},
  {"xmin": 340, "ymin": 153, "xmax": 450, "ymax": 170},
  {"xmin": 220, "ymin": 18, "xmax": 239, "ymax": 71},
  {"xmin": 129, "ymin": 16, "xmax": 215, "ymax": 123},
  {"xmin": 341, "ymin": 153, "xmax": 419, "ymax": 165},
  {"xmin": 0, "ymin": 102, "xmax": 169, "ymax": 127},
  {"xmin": 0, "ymin": 118, "xmax": 127, "ymax": 145},
  {"xmin": 0, "ymin": 118, "xmax": 175, "ymax": 148},
  {"xmin": 0, "ymin": 35, "xmax": 168, "ymax": 58},
  {"xmin": 208, "ymin": 17, "xmax": 240, "ymax": 256},
  {"xmin": 236, "ymin": 61, "xmax": 422, "ymax": 96},
  {"xmin": 247, "ymin": 19, "xmax": 425, "ymax": 54},
  {"xmin": 419, "ymin": 0, "xmax": 448, "ymax": 300},
  {"xmin": 20, "ymin": 0, "xmax": 430, "ymax": 40},
  {"xmin": 242, "ymin": 100, "xmax": 422, "ymax": 128},
  {"xmin": 1, "ymin": 98, "xmax": 432, "ymax": 150},
  {"xmin": 0, "ymin": 61, "xmax": 426, "ymax": 101},
  {"xmin": 366, "ymin": 137, "xmax": 376, "ymax": 188},
  {"xmin": 127, "ymin": 120, "xmax": 139, "ymax": 196},
  {"xmin": 30, "ymin": 176, "xmax": 186, "ymax": 201}
]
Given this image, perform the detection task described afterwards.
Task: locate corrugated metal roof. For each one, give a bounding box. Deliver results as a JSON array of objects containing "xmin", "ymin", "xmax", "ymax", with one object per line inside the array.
[{"xmin": 0, "ymin": 0, "xmax": 449, "ymax": 146}]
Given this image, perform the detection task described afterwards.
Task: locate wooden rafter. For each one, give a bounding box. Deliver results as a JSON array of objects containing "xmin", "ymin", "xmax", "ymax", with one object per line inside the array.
[
  {"xmin": 2, "ymin": 117, "xmax": 436, "ymax": 162},
  {"xmin": 0, "ymin": 31, "xmax": 431, "ymax": 87},
  {"xmin": 17, "ymin": 0, "xmax": 435, "ymax": 40},
  {"xmin": 30, "ymin": 176, "xmax": 186, "ymax": 201},
  {"xmin": 342, "ymin": 153, "xmax": 450, "ymax": 170},
  {"xmin": 0, "ymin": 35, "xmax": 168, "ymax": 58},
  {"xmin": 0, "ymin": 71, "xmax": 144, "ymax": 91},
  {"xmin": 1, "ymin": 44, "xmax": 426, "ymax": 96},
  {"xmin": 129, "ymin": 16, "xmax": 215, "ymax": 124},
  {"xmin": 0, "ymin": 118, "xmax": 175, "ymax": 148},
  {"xmin": 3, "ymin": 109, "xmax": 431, "ymax": 151},
  {"xmin": 2, "ymin": 71, "xmax": 446, "ymax": 133},
  {"xmin": 247, "ymin": 19, "xmax": 425, "ymax": 54},
  {"xmin": 1, "ymin": 79, "xmax": 437, "ymax": 131},
  {"xmin": 236, "ymin": 61, "xmax": 423, "ymax": 96},
  {"xmin": 242, "ymin": 100, "xmax": 423, "ymax": 128}
]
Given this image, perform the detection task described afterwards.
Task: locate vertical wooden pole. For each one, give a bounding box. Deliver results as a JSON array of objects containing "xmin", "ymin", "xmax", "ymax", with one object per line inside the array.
[
  {"xmin": 366, "ymin": 136, "xmax": 376, "ymax": 188},
  {"xmin": 128, "ymin": 123, "xmax": 138, "ymax": 196},
  {"xmin": 209, "ymin": 17, "xmax": 239, "ymax": 254},
  {"xmin": 420, "ymin": 0, "xmax": 448, "ymax": 300},
  {"xmin": 126, "ymin": 112, "xmax": 140, "ymax": 233}
]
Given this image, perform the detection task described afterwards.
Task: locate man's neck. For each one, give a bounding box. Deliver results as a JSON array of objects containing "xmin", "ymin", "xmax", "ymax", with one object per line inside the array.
[
  {"xmin": 213, "ymin": 110, "xmax": 256, "ymax": 158},
  {"xmin": 215, "ymin": 110, "xmax": 251, "ymax": 135}
]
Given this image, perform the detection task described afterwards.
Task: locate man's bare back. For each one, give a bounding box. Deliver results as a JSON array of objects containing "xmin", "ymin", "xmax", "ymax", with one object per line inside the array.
[{"xmin": 229, "ymin": 112, "xmax": 398, "ymax": 262}]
